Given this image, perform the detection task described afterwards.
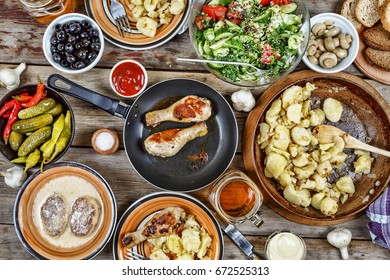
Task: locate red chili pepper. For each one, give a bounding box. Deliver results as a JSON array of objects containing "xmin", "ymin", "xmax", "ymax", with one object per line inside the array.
[
  {"xmin": 3, "ymin": 100, "xmax": 21, "ymax": 144},
  {"xmin": 13, "ymin": 94, "xmax": 33, "ymax": 103},
  {"xmin": 21, "ymin": 83, "xmax": 45, "ymax": 108},
  {"xmin": 0, "ymin": 99, "xmax": 19, "ymax": 117},
  {"xmin": 3, "ymin": 111, "xmax": 11, "ymax": 118}
]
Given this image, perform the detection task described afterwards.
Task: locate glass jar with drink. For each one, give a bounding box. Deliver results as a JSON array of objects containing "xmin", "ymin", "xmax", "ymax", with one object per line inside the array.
[{"xmin": 19, "ymin": 0, "xmax": 76, "ymax": 24}]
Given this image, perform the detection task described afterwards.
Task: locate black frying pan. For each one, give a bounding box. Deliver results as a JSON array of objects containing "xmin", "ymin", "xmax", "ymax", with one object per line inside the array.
[
  {"xmin": 0, "ymin": 84, "xmax": 75, "ymax": 166},
  {"xmin": 47, "ymin": 74, "xmax": 238, "ymax": 192}
]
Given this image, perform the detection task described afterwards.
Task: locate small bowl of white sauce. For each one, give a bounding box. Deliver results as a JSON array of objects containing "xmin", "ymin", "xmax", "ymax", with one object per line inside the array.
[{"xmin": 265, "ymin": 230, "xmax": 307, "ymax": 260}]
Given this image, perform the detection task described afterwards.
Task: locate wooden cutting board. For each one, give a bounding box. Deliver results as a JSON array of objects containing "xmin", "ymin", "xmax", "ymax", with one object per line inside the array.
[{"xmin": 354, "ymin": 28, "xmax": 390, "ymax": 85}]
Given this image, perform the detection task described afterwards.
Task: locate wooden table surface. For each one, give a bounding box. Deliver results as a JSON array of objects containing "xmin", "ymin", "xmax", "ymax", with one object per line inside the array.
[{"xmin": 0, "ymin": 0, "xmax": 389, "ymax": 260}]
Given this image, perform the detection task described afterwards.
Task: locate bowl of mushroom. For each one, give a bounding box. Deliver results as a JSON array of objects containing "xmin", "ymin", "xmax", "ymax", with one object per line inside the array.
[{"xmin": 302, "ymin": 13, "xmax": 359, "ymax": 73}]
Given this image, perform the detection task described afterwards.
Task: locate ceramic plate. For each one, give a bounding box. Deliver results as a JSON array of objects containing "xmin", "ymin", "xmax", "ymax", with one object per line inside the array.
[
  {"xmin": 14, "ymin": 162, "xmax": 117, "ymax": 259},
  {"xmin": 85, "ymin": 0, "xmax": 190, "ymax": 50},
  {"xmin": 113, "ymin": 192, "xmax": 224, "ymax": 260}
]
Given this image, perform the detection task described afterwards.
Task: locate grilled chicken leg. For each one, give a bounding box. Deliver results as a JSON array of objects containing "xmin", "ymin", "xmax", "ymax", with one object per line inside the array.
[
  {"xmin": 145, "ymin": 95, "xmax": 212, "ymax": 127},
  {"xmin": 122, "ymin": 207, "xmax": 186, "ymax": 248},
  {"xmin": 144, "ymin": 122, "xmax": 208, "ymax": 158}
]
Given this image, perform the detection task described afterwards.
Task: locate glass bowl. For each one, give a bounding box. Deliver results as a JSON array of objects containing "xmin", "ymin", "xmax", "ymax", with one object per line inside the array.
[{"xmin": 189, "ymin": 0, "xmax": 310, "ymax": 87}]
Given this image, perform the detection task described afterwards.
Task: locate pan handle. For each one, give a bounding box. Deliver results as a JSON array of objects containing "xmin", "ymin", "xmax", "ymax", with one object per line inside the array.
[{"xmin": 47, "ymin": 74, "xmax": 130, "ymax": 119}]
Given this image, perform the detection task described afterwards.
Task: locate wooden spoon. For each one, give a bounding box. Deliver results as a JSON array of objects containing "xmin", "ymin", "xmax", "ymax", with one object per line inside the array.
[{"xmin": 313, "ymin": 125, "xmax": 390, "ymax": 157}]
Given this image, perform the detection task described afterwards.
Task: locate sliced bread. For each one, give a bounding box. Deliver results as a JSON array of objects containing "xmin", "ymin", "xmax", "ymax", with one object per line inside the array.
[
  {"xmin": 380, "ymin": 0, "xmax": 390, "ymax": 32},
  {"xmin": 378, "ymin": 0, "xmax": 387, "ymax": 13},
  {"xmin": 363, "ymin": 23, "xmax": 390, "ymax": 50},
  {"xmin": 355, "ymin": 0, "xmax": 380, "ymax": 27},
  {"xmin": 365, "ymin": 47, "xmax": 390, "ymax": 70},
  {"xmin": 341, "ymin": 0, "xmax": 364, "ymax": 31}
]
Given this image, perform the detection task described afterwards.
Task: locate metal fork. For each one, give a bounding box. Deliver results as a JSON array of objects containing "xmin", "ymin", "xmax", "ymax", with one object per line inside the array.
[
  {"xmin": 110, "ymin": 0, "xmax": 132, "ymax": 37},
  {"xmin": 124, "ymin": 248, "xmax": 148, "ymax": 260}
]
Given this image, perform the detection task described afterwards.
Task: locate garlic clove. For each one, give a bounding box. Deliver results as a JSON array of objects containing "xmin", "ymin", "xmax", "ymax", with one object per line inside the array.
[
  {"xmin": 0, "ymin": 63, "xmax": 26, "ymax": 91},
  {"xmin": 1, "ymin": 166, "xmax": 27, "ymax": 188}
]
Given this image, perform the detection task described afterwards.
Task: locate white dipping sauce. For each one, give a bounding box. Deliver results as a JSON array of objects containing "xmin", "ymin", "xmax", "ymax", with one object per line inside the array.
[
  {"xmin": 32, "ymin": 175, "xmax": 103, "ymax": 249},
  {"xmin": 266, "ymin": 232, "xmax": 306, "ymax": 260},
  {"xmin": 95, "ymin": 132, "xmax": 114, "ymax": 151}
]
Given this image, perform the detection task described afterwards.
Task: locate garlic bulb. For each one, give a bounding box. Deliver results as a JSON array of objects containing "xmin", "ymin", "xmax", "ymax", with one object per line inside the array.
[
  {"xmin": 231, "ymin": 89, "xmax": 256, "ymax": 112},
  {"xmin": 327, "ymin": 227, "xmax": 352, "ymax": 260},
  {"xmin": 0, "ymin": 63, "xmax": 26, "ymax": 91},
  {"xmin": 1, "ymin": 166, "xmax": 27, "ymax": 188}
]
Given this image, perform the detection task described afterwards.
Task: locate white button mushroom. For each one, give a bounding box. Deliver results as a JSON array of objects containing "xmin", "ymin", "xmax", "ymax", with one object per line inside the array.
[{"xmin": 327, "ymin": 227, "xmax": 352, "ymax": 260}]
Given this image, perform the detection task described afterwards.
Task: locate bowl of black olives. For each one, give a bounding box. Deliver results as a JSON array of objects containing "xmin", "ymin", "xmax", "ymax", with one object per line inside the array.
[{"xmin": 43, "ymin": 13, "xmax": 104, "ymax": 74}]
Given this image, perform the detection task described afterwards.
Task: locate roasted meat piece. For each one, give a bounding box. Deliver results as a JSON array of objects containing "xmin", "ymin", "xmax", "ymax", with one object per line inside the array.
[
  {"xmin": 69, "ymin": 196, "xmax": 101, "ymax": 237},
  {"xmin": 145, "ymin": 95, "xmax": 212, "ymax": 127},
  {"xmin": 144, "ymin": 122, "xmax": 208, "ymax": 158},
  {"xmin": 122, "ymin": 207, "xmax": 186, "ymax": 248},
  {"xmin": 40, "ymin": 193, "xmax": 68, "ymax": 237}
]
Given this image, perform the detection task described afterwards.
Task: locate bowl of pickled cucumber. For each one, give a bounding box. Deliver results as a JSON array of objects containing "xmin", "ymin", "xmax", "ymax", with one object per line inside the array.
[
  {"xmin": 189, "ymin": 0, "xmax": 310, "ymax": 86},
  {"xmin": 0, "ymin": 82, "xmax": 74, "ymax": 173}
]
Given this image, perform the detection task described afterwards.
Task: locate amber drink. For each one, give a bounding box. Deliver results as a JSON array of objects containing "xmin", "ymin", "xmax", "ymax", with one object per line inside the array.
[
  {"xmin": 209, "ymin": 169, "xmax": 263, "ymax": 226},
  {"xmin": 19, "ymin": 0, "xmax": 75, "ymax": 24}
]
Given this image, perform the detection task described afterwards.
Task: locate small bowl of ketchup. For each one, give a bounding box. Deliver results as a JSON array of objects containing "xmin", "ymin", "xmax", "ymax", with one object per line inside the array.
[{"xmin": 110, "ymin": 60, "xmax": 148, "ymax": 98}]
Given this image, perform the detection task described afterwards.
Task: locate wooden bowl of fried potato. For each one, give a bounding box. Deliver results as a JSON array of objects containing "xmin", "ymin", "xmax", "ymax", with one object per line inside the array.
[{"xmin": 243, "ymin": 70, "xmax": 390, "ymax": 226}]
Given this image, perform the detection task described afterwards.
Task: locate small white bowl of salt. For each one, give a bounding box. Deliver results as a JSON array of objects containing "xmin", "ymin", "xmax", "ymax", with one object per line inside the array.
[{"xmin": 91, "ymin": 129, "xmax": 119, "ymax": 155}]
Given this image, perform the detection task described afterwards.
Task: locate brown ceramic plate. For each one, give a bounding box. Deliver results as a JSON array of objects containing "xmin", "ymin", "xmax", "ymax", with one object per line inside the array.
[
  {"xmin": 243, "ymin": 70, "xmax": 390, "ymax": 226},
  {"xmin": 14, "ymin": 162, "xmax": 117, "ymax": 259},
  {"xmin": 85, "ymin": 0, "xmax": 190, "ymax": 50},
  {"xmin": 354, "ymin": 28, "xmax": 390, "ymax": 86},
  {"xmin": 113, "ymin": 192, "xmax": 224, "ymax": 260}
]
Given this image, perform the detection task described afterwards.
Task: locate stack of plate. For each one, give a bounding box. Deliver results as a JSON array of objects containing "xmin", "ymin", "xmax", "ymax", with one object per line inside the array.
[{"xmin": 85, "ymin": 0, "xmax": 191, "ymax": 50}]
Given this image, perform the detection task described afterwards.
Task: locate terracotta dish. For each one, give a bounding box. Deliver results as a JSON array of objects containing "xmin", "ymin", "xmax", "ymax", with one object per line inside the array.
[
  {"xmin": 91, "ymin": 128, "xmax": 120, "ymax": 155},
  {"xmin": 243, "ymin": 70, "xmax": 390, "ymax": 226},
  {"xmin": 84, "ymin": 0, "xmax": 190, "ymax": 50},
  {"xmin": 14, "ymin": 162, "xmax": 117, "ymax": 259},
  {"xmin": 113, "ymin": 192, "xmax": 224, "ymax": 260}
]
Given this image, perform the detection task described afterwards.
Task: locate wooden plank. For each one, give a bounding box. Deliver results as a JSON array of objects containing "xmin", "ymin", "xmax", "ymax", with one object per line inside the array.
[{"xmin": 0, "ymin": 0, "xmax": 364, "ymax": 76}]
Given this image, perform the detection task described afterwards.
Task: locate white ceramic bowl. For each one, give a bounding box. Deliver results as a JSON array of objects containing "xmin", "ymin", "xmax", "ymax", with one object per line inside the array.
[
  {"xmin": 302, "ymin": 13, "xmax": 359, "ymax": 73},
  {"xmin": 109, "ymin": 60, "xmax": 148, "ymax": 98},
  {"xmin": 43, "ymin": 13, "xmax": 104, "ymax": 74}
]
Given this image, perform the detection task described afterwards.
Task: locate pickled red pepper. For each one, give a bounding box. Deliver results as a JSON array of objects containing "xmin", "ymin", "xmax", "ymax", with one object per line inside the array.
[
  {"xmin": 22, "ymin": 83, "xmax": 45, "ymax": 108},
  {"xmin": 13, "ymin": 93, "xmax": 33, "ymax": 103},
  {"xmin": 3, "ymin": 100, "xmax": 21, "ymax": 144},
  {"xmin": 0, "ymin": 99, "xmax": 19, "ymax": 117}
]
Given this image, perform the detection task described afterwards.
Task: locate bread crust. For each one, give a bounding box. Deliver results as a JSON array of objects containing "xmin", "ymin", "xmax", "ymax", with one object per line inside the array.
[
  {"xmin": 380, "ymin": 0, "xmax": 390, "ymax": 32},
  {"xmin": 341, "ymin": 0, "xmax": 364, "ymax": 31},
  {"xmin": 365, "ymin": 47, "xmax": 390, "ymax": 70},
  {"xmin": 363, "ymin": 23, "xmax": 390, "ymax": 50},
  {"xmin": 355, "ymin": 0, "xmax": 380, "ymax": 27}
]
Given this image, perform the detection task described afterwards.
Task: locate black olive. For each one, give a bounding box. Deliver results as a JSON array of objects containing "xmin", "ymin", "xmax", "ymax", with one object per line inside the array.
[
  {"xmin": 87, "ymin": 51, "xmax": 98, "ymax": 62},
  {"xmin": 81, "ymin": 38, "xmax": 90, "ymax": 48},
  {"xmin": 66, "ymin": 20, "xmax": 75, "ymax": 28},
  {"xmin": 69, "ymin": 23, "xmax": 81, "ymax": 34},
  {"xmin": 75, "ymin": 42, "xmax": 82, "ymax": 50},
  {"xmin": 88, "ymin": 28, "xmax": 98, "ymax": 37},
  {"xmin": 74, "ymin": 61, "xmax": 86, "ymax": 69},
  {"xmin": 57, "ymin": 43, "xmax": 65, "ymax": 52},
  {"xmin": 81, "ymin": 21, "xmax": 90, "ymax": 29},
  {"xmin": 50, "ymin": 36, "xmax": 59, "ymax": 45},
  {"xmin": 52, "ymin": 53, "xmax": 61, "ymax": 63},
  {"xmin": 91, "ymin": 36, "xmax": 100, "ymax": 43},
  {"xmin": 50, "ymin": 45, "xmax": 58, "ymax": 54},
  {"xmin": 60, "ymin": 59, "xmax": 69, "ymax": 68},
  {"xmin": 67, "ymin": 35, "xmax": 76, "ymax": 44},
  {"xmin": 80, "ymin": 32, "xmax": 89, "ymax": 39},
  {"xmin": 77, "ymin": 49, "xmax": 88, "ymax": 60},
  {"xmin": 66, "ymin": 55, "xmax": 76, "ymax": 64},
  {"xmin": 89, "ymin": 42, "xmax": 101, "ymax": 52},
  {"xmin": 55, "ymin": 24, "xmax": 63, "ymax": 31},
  {"xmin": 65, "ymin": 43, "xmax": 74, "ymax": 53},
  {"xmin": 56, "ymin": 30, "xmax": 66, "ymax": 41}
]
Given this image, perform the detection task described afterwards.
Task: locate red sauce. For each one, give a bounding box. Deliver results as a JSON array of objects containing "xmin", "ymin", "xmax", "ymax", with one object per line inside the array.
[{"xmin": 112, "ymin": 62, "xmax": 145, "ymax": 97}]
